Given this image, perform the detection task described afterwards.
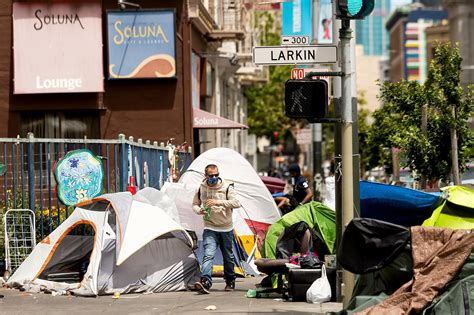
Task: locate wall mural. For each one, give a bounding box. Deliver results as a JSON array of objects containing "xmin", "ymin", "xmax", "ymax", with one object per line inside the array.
[{"xmin": 54, "ymin": 149, "xmax": 104, "ymax": 206}]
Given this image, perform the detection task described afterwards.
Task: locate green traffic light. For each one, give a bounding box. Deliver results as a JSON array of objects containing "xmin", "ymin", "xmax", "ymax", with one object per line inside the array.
[
  {"xmin": 347, "ymin": 1, "xmax": 363, "ymax": 16},
  {"xmin": 337, "ymin": 0, "xmax": 375, "ymax": 19}
]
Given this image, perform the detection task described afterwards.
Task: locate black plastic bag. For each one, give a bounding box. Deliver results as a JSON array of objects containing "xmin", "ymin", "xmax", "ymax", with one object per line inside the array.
[{"xmin": 299, "ymin": 254, "xmax": 321, "ymax": 269}]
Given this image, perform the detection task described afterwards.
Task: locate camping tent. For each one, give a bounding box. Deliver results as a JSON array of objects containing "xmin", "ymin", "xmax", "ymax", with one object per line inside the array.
[
  {"xmin": 162, "ymin": 147, "xmax": 281, "ymax": 275},
  {"xmin": 260, "ymin": 176, "xmax": 286, "ymax": 194},
  {"xmin": 7, "ymin": 190, "xmax": 200, "ymax": 296},
  {"xmin": 349, "ymin": 224, "xmax": 474, "ymax": 314},
  {"xmin": 262, "ymin": 202, "xmax": 336, "ymax": 259},
  {"xmin": 338, "ymin": 218, "xmax": 474, "ymax": 314},
  {"xmin": 422, "ymin": 185, "xmax": 474, "ymax": 229},
  {"xmin": 360, "ymin": 181, "xmax": 441, "ymax": 227}
]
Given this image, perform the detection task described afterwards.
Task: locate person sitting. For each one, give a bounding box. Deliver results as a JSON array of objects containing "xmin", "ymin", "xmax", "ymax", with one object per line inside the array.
[{"xmin": 275, "ymin": 163, "xmax": 313, "ymax": 214}]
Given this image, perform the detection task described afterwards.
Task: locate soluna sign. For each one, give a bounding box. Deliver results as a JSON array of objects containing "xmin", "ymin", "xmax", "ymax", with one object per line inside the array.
[{"xmin": 33, "ymin": 9, "xmax": 85, "ymax": 30}]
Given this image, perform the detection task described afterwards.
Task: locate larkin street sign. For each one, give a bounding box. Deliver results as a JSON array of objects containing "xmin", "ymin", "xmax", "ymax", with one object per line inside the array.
[{"xmin": 252, "ymin": 45, "xmax": 337, "ymax": 65}]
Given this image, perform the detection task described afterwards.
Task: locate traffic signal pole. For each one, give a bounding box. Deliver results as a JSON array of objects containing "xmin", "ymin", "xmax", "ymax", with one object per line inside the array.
[
  {"xmin": 339, "ymin": 18, "xmax": 355, "ymax": 306},
  {"xmin": 311, "ymin": 0, "xmax": 322, "ymax": 197}
]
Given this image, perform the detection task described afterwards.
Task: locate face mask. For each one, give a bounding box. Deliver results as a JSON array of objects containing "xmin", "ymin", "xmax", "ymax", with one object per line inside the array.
[{"xmin": 207, "ymin": 177, "xmax": 219, "ymax": 186}]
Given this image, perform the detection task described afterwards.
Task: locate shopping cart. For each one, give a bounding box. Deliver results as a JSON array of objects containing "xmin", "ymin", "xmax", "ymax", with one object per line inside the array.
[{"xmin": 3, "ymin": 209, "xmax": 36, "ymax": 279}]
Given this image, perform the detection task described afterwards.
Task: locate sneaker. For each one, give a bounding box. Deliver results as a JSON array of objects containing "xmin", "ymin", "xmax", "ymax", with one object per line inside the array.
[
  {"xmin": 194, "ymin": 278, "xmax": 211, "ymax": 294},
  {"xmin": 224, "ymin": 280, "xmax": 235, "ymax": 291}
]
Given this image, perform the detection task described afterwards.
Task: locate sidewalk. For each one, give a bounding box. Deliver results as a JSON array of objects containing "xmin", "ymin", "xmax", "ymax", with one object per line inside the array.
[{"xmin": 0, "ymin": 277, "xmax": 343, "ymax": 315}]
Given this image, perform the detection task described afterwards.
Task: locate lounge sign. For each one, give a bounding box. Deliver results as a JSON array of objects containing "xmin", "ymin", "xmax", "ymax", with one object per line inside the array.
[
  {"xmin": 13, "ymin": 2, "xmax": 104, "ymax": 94},
  {"xmin": 106, "ymin": 10, "xmax": 176, "ymax": 79}
]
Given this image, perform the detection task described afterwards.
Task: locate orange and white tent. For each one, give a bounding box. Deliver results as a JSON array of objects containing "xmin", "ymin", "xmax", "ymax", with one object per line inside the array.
[{"xmin": 7, "ymin": 190, "xmax": 200, "ymax": 296}]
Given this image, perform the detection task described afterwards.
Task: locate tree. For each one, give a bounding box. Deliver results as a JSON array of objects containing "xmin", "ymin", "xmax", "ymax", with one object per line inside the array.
[
  {"xmin": 324, "ymin": 91, "xmax": 372, "ymax": 175},
  {"xmin": 368, "ymin": 42, "xmax": 474, "ymax": 185},
  {"xmin": 357, "ymin": 91, "xmax": 374, "ymax": 177},
  {"xmin": 373, "ymin": 80, "xmax": 428, "ymax": 177},
  {"xmin": 245, "ymin": 12, "xmax": 299, "ymax": 138},
  {"xmin": 425, "ymin": 42, "xmax": 474, "ymax": 184}
]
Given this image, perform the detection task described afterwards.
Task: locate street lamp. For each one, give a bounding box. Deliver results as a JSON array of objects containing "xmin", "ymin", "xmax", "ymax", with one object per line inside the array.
[{"xmin": 117, "ymin": 0, "xmax": 140, "ymax": 10}]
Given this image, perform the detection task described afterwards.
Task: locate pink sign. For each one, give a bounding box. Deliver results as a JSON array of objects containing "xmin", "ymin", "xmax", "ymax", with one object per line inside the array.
[{"xmin": 13, "ymin": 1, "xmax": 104, "ymax": 94}]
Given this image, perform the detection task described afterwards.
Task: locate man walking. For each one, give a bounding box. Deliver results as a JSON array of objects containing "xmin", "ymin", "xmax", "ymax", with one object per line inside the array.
[{"xmin": 192, "ymin": 164, "xmax": 241, "ymax": 294}]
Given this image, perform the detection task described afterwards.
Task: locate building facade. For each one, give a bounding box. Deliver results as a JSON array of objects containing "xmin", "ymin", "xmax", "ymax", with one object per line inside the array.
[
  {"xmin": 425, "ymin": 21, "xmax": 450, "ymax": 66},
  {"xmin": 444, "ymin": 0, "xmax": 474, "ymax": 86},
  {"xmin": 386, "ymin": 6, "xmax": 447, "ymax": 82},
  {"xmin": 355, "ymin": 45, "xmax": 384, "ymax": 113},
  {"xmin": 356, "ymin": 0, "xmax": 391, "ymax": 56},
  {"xmin": 0, "ymin": 0, "xmax": 252, "ymax": 155}
]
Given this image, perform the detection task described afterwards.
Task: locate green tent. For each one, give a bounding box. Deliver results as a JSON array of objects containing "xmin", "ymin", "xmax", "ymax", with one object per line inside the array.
[
  {"xmin": 422, "ymin": 185, "xmax": 474, "ymax": 229},
  {"xmin": 422, "ymin": 252, "xmax": 474, "ymax": 314},
  {"xmin": 262, "ymin": 201, "xmax": 336, "ymax": 259}
]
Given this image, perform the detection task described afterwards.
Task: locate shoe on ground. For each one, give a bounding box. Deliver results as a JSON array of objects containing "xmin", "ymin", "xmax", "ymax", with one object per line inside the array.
[
  {"xmin": 194, "ymin": 279, "xmax": 211, "ymax": 294},
  {"xmin": 224, "ymin": 280, "xmax": 235, "ymax": 291}
]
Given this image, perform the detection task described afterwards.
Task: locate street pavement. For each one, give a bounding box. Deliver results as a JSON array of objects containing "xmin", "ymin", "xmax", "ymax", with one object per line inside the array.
[{"xmin": 0, "ymin": 277, "xmax": 343, "ymax": 315}]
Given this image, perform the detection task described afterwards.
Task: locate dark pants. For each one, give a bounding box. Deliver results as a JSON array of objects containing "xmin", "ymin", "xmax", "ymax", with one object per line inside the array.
[{"xmin": 201, "ymin": 229, "xmax": 236, "ymax": 287}]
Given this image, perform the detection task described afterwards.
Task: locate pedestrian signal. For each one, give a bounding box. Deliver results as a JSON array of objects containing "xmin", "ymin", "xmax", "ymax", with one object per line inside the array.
[
  {"xmin": 284, "ymin": 80, "xmax": 328, "ymax": 121},
  {"xmin": 336, "ymin": 0, "xmax": 375, "ymax": 19}
]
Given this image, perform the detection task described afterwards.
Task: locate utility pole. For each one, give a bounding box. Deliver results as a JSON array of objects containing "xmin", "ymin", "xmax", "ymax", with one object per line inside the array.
[
  {"xmin": 332, "ymin": 12, "xmax": 343, "ymax": 303},
  {"xmin": 333, "ymin": 0, "xmax": 374, "ymax": 305},
  {"xmin": 339, "ymin": 18, "xmax": 355, "ymax": 306},
  {"xmin": 312, "ymin": 0, "xmax": 323, "ymax": 199}
]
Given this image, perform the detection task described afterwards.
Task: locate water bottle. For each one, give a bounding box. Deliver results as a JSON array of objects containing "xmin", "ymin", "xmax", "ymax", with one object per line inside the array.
[{"xmin": 203, "ymin": 206, "xmax": 211, "ymax": 221}]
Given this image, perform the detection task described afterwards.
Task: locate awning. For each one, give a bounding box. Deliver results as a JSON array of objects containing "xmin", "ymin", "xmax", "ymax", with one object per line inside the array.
[{"xmin": 193, "ymin": 107, "xmax": 248, "ymax": 129}]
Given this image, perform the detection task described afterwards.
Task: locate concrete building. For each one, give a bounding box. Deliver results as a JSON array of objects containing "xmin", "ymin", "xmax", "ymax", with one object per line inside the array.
[
  {"xmin": 443, "ymin": 0, "xmax": 474, "ymax": 86},
  {"xmin": 386, "ymin": 6, "xmax": 448, "ymax": 82},
  {"xmin": 425, "ymin": 21, "xmax": 450, "ymax": 66},
  {"xmin": 415, "ymin": 0, "xmax": 443, "ymax": 9},
  {"xmin": 356, "ymin": 0, "xmax": 391, "ymax": 56},
  {"xmin": 355, "ymin": 45, "xmax": 384, "ymax": 113},
  {"xmin": 0, "ymin": 0, "xmax": 254, "ymax": 156},
  {"xmin": 379, "ymin": 58, "xmax": 391, "ymax": 83}
]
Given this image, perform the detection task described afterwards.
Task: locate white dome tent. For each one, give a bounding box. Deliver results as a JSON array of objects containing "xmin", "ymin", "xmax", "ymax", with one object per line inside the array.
[{"xmin": 162, "ymin": 147, "xmax": 281, "ymax": 276}]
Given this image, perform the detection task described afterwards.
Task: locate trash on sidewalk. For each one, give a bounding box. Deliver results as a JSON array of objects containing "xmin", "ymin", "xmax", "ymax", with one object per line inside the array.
[
  {"xmin": 22, "ymin": 283, "xmax": 42, "ymax": 293},
  {"xmin": 112, "ymin": 292, "xmax": 120, "ymax": 299},
  {"xmin": 19, "ymin": 293, "xmax": 32, "ymax": 297},
  {"xmin": 51, "ymin": 290, "xmax": 67, "ymax": 296},
  {"xmin": 204, "ymin": 305, "xmax": 217, "ymax": 310},
  {"xmin": 245, "ymin": 289, "xmax": 257, "ymax": 298}
]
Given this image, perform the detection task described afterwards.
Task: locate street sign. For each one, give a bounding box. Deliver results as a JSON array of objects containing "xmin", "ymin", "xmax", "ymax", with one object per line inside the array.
[
  {"xmin": 290, "ymin": 69, "xmax": 331, "ymax": 106},
  {"xmin": 253, "ymin": 45, "xmax": 337, "ymax": 65},
  {"xmin": 296, "ymin": 128, "xmax": 312, "ymax": 145},
  {"xmin": 291, "ymin": 68, "xmax": 330, "ymax": 80},
  {"xmin": 285, "ymin": 80, "xmax": 328, "ymax": 120},
  {"xmin": 291, "ymin": 68, "xmax": 305, "ymax": 80},
  {"xmin": 281, "ymin": 35, "xmax": 310, "ymax": 46}
]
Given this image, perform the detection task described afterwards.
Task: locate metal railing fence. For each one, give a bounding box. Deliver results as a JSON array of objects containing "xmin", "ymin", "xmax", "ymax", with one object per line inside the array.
[{"xmin": 0, "ymin": 133, "xmax": 192, "ymax": 241}]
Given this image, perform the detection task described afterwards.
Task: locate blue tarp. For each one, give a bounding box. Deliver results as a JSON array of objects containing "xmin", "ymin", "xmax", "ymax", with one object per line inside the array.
[{"xmin": 360, "ymin": 181, "xmax": 441, "ymax": 227}]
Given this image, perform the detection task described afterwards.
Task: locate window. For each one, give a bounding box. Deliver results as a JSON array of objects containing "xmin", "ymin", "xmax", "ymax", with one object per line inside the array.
[{"xmin": 20, "ymin": 111, "xmax": 100, "ymax": 139}]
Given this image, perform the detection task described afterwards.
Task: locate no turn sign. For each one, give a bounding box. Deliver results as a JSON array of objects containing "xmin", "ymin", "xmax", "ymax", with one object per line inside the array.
[{"xmin": 291, "ymin": 68, "xmax": 330, "ymax": 80}]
